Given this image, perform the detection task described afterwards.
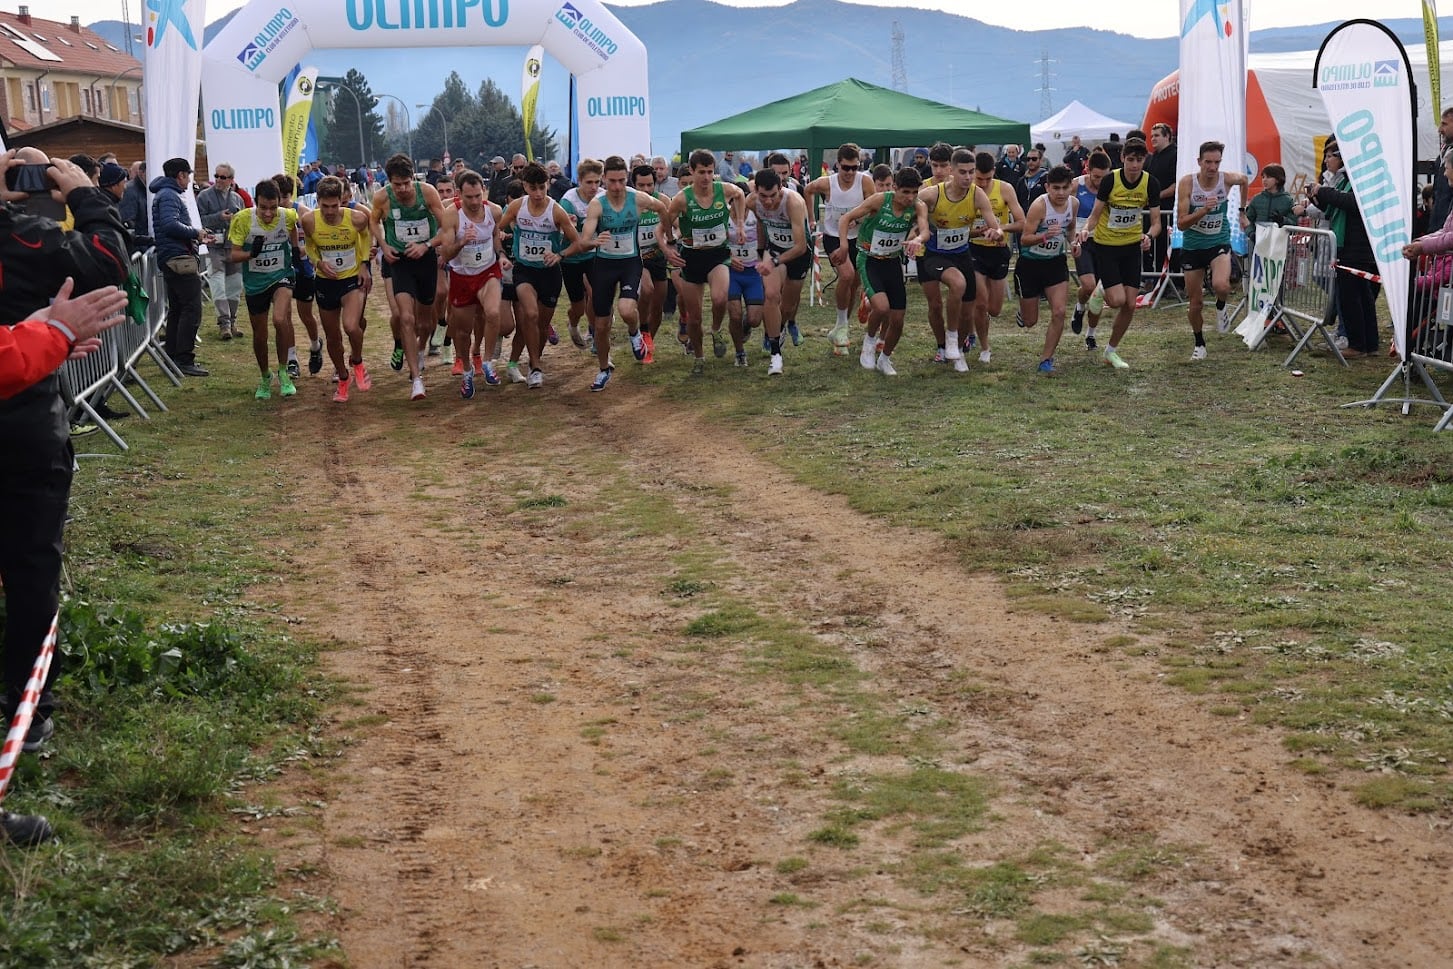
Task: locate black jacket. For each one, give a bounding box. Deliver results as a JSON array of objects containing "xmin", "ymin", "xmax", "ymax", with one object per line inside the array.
[{"xmin": 0, "ymin": 187, "xmax": 130, "ymax": 446}]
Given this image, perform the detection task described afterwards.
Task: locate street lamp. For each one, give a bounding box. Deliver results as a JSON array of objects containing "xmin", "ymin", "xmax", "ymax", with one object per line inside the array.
[
  {"xmin": 373, "ymin": 92, "xmax": 412, "ymax": 163},
  {"xmin": 318, "ymin": 81, "xmax": 365, "ymax": 169},
  {"xmin": 417, "ymin": 102, "xmax": 449, "ymax": 161}
]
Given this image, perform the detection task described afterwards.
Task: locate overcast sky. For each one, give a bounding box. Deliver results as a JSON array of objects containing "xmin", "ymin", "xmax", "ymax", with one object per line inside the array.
[{"xmin": 16, "ymin": 0, "xmax": 1412, "ymax": 40}]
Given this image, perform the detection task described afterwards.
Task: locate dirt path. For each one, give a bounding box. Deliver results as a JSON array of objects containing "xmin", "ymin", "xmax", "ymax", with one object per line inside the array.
[{"xmin": 262, "ymin": 348, "xmax": 1450, "ymax": 968}]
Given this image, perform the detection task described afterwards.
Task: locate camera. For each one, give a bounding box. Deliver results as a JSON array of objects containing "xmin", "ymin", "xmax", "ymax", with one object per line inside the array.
[{"xmin": 5, "ymin": 162, "xmax": 53, "ymax": 195}]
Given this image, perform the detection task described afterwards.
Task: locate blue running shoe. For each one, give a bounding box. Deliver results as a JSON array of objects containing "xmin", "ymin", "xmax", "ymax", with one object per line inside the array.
[
  {"xmin": 591, "ymin": 367, "xmax": 613, "ymax": 392},
  {"xmin": 787, "ymin": 319, "xmax": 802, "ymax": 346},
  {"xmin": 460, "ymin": 371, "xmax": 474, "ymax": 399},
  {"xmin": 481, "ymin": 362, "xmax": 500, "ymax": 386}
]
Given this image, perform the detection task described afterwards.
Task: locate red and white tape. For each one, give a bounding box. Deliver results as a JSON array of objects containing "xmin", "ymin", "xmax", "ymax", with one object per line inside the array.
[
  {"xmin": 0, "ymin": 610, "xmax": 58, "ymax": 805},
  {"xmin": 1336, "ymin": 263, "xmax": 1382, "ymax": 283}
]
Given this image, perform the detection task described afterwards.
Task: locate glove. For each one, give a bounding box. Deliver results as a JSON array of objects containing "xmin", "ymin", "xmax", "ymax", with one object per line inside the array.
[{"xmin": 249, "ymin": 235, "xmax": 266, "ymax": 258}]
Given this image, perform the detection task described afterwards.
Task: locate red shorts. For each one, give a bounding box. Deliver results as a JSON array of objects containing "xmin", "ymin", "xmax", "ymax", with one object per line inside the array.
[{"xmin": 447, "ymin": 261, "xmax": 503, "ymax": 308}]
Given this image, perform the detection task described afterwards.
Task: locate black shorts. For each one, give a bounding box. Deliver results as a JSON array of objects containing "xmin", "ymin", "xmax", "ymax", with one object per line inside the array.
[
  {"xmin": 857, "ymin": 254, "xmax": 907, "ymax": 311},
  {"xmin": 315, "ymin": 276, "xmax": 361, "ymax": 311},
  {"xmin": 918, "ymin": 250, "xmax": 977, "ymax": 300},
  {"xmin": 388, "ymin": 251, "xmax": 438, "ymax": 304},
  {"xmin": 244, "ymin": 280, "xmax": 291, "ymax": 316},
  {"xmin": 680, "ymin": 245, "xmax": 730, "ymax": 285},
  {"xmin": 1014, "ymin": 256, "xmax": 1069, "ymax": 300},
  {"xmin": 971, "ymin": 244, "xmax": 1012, "ymax": 281},
  {"xmin": 821, "ymin": 235, "xmax": 858, "ymax": 263},
  {"xmin": 513, "ymin": 262, "xmax": 563, "ymax": 308},
  {"xmin": 501, "ymin": 283, "xmax": 516, "ymax": 303},
  {"xmin": 1180, "ymin": 244, "xmax": 1231, "ymax": 273},
  {"xmin": 589, "ymin": 257, "xmax": 643, "ymax": 316},
  {"xmin": 1074, "ymin": 246, "xmax": 1096, "ymax": 278},
  {"xmin": 1090, "ymin": 240, "xmax": 1143, "ymax": 290},
  {"xmin": 379, "ymin": 255, "xmax": 392, "ymax": 280},
  {"xmin": 642, "ymin": 253, "xmax": 669, "ymax": 282},
  {"xmin": 769, "ymin": 247, "xmax": 813, "ymax": 281},
  {"xmin": 292, "ymin": 271, "xmax": 316, "ymax": 303},
  {"xmin": 562, "ymin": 260, "xmax": 591, "ymax": 303}
]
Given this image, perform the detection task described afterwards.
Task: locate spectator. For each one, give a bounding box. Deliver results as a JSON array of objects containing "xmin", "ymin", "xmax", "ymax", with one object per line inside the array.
[
  {"xmin": 97, "ymin": 162, "xmax": 128, "ymax": 209},
  {"xmin": 737, "ymin": 153, "xmax": 754, "ymax": 179},
  {"xmin": 487, "ymin": 155, "xmax": 512, "ymax": 205},
  {"xmin": 119, "ymin": 160, "xmax": 147, "ymax": 231},
  {"xmin": 1434, "ymin": 108, "xmax": 1453, "ymax": 230},
  {"xmin": 1016, "ymin": 148, "xmax": 1048, "ymax": 209},
  {"xmin": 912, "ymin": 148, "xmax": 931, "ymax": 180},
  {"xmin": 651, "ymin": 155, "xmax": 679, "ymax": 197},
  {"xmin": 1309, "ymin": 137, "xmax": 1379, "ymax": 357},
  {"xmin": 196, "ymin": 163, "xmax": 245, "ymax": 340},
  {"xmin": 1103, "ymin": 132, "xmax": 1122, "ymax": 169},
  {"xmin": 68, "ymin": 152, "xmax": 99, "ymax": 185},
  {"xmin": 1063, "ymin": 135, "xmax": 1089, "ymax": 174},
  {"xmin": 151, "ymin": 157, "xmax": 216, "ymax": 376},
  {"xmin": 995, "ymin": 144, "xmax": 1025, "ymax": 185},
  {"xmin": 1415, "ymin": 182, "xmax": 1436, "ymax": 240},
  {"xmin": 545, "ymin": 159, "xmax": 572, "ymax": 201},
  {"xmin": 1240, "ymin": 164, "xmax": 1300, "ymax": 247},
  {"xmin": 717, "ymin": 151, "xmax": 737, "ymax": 182},
  {"xmin": 0, "ymin": 150, "xmax": 129, "ymax": 850},
  {"xmin": 300, "ymin": 161, "xmax": 325, "ymax": 196},
  {"xmin": 424, "ymin": 157, "xmax": 444, "ymax": 187}
]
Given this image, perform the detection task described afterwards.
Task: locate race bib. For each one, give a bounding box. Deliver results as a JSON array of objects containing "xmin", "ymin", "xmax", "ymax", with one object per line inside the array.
[
  {"xmin": 518, "ymin": 230, "xmax": 552, "ymax": 263},
  {"xmin": 325, "ymin": 248, "xmax": 357, "ymax": 272},
  {"xmin": 250, "ymin": 241, "xmax": 285, "ymax": 274},
  {"xmin": 869, "ymin": 231, "xmax": 906, "ymax": 257},
  {"xmin": 394, "ymin": 217, "xmax": 430, "ymax": 242},
  {"xmin": 1029, "ymin": 235, "xmax": 1064, "ymax": 257},
  {"xmin": 1192, "ymin": 212, "xmax": 1224, "ymax": 234},
  {"xmin": 765, "ymin": 223, "xmax": 795, "ymax": 249},
  {"xmin": 600, "ymin": 232, "xmax": 635, "ymax": 256},
  {"xmin": 691, "ymin": 223, "xmax": 726, "ymax": 247},
  {"xmin": 637, "ymin": 222, "xmax": 659, "ymax": 250},
  {"xmin": 729, "ymin": 242, "xmax": 755, "ymax": 263},
  {"xmin": 1109, "ymin": 206, "xmax": 1141, "ymax": 229},
  {"xmin": 460, "ymin": 242, "xmax": 493, "ymax": 267},
  {"xmin": 935, "ymin": 225, "xmax": 970, "ymax": 249}
]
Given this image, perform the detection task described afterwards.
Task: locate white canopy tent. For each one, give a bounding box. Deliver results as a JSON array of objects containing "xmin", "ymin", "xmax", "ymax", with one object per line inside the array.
[{"xmin": 1030, "ymin": 100, "xmax": 1136, "ymax": 163}]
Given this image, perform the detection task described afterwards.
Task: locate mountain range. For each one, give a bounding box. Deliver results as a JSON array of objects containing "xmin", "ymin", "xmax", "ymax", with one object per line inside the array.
[{"xmin": 91, "ymin": 5, "xmax": 1453, "ymax": 155}]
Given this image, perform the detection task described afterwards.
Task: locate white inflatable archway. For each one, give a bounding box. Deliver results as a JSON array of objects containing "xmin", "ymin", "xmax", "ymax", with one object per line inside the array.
[{"xmin": 201, "ymin": 0, "xmax": 649, "ymax": 185}]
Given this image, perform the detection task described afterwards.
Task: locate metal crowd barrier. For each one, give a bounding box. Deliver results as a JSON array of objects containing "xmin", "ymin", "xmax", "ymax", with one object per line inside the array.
[
  {"xmin": 57, "ymin": 311, "xmax": 128, "ymax": 453},
  {"xmin": 1407, "ymin": 257, "xmax": 1453, "ymax": 430},
  {"xmin": 1274, "ymin": 227, "xmax": 1342, "ymax": 367}
]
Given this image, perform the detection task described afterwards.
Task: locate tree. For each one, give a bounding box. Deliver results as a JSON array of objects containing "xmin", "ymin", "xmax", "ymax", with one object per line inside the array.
[
  {"xmin": 320, "ymin": 69, "xmax": 387, "ymax": 169},
  {"xmin": 411, "ymin": 72, "xmax": 559, "ymax": 169}
]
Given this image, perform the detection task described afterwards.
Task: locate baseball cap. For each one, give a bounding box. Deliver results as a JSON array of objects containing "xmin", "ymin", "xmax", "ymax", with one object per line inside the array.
[{"xmin": 98, "ymin": 162, "xmax": 128, "ymax": 187}]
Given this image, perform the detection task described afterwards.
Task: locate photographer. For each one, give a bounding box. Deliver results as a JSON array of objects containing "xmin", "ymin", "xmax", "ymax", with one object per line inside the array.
[
  {"xmin": 0, "ymin": 150, "xmax": 129, "ymax": 842},
  {"xmin": 151, "ymin": 158, "xmax": 218, "ymax": 376}
]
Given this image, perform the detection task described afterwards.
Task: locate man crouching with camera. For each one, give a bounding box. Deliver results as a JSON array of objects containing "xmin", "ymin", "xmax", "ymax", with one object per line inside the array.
[{"xmin": 0, "ymin": 147, "xmax": 129, "ymax": 845}]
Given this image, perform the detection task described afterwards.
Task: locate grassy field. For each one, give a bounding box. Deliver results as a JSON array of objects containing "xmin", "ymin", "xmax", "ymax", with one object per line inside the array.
[
  {"xmin": 638, "ymin": 284, "xmax": 1453, "ymax": 812},
  {"xmin": 3, "ymin": 271, "xmax": 1450, "ymax": 964}
]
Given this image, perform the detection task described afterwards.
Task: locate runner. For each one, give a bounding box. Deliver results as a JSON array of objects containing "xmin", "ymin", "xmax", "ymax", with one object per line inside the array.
[
  {"xmin": 439, "ymin": 170, "xmax": 507, "ymax": 399},
  {"xmin": 577, "ymin": 155, "xmax": 670, "ymax": 391},
  {"xmin": 871, "ymin": 165, "xmax": 893, "ymax": 194},
  {"xmin": 803, "ymin": 144, "xmax": 872, "ymax": 352},
  {"xmin": 496, "ymin": 162, "xmax": 585, "ymax": 389},
  {"xmin": 1015, "ymin": 165, "xmax": 1077, "ymax": 376},
  {"xmin": 834, "ymin": 167, "xmax": 929, "ymax": 377},
  {"xmin": 968, "ymin": 151, "xmax": 1026, "ymax": 365},
  {"xmin": 661, "ymin": 149, "xmax": 747, "ymax": 376},
  {"xmin": 749, "ymin": 168, "xmax": 811, "ymax": 376},
  {"xmin": 918, "ymin": 147, "xmax": 999, "ymax": 373},
  {"xmin": 1176, "ymin": 140, "xmax": 1250, "ymax": 358},
  {"xmin": 1074, "ymin": 137, "xmax": 1162, "ymax": 370},
  {"xmin": 632, "ymin": 163, "xmax": 670, "ymax": 362},
  {"xmin": 925, "ymin": 142, "xmax": 953, "ymax": 188},
  {"xmin": 370, "ymin": 153, "xmax": 452, "ymax": 400},
  {"xmin": 275, "ymin": 174, "xmax": 323, "ymax": 379},
  {"xmin": 227, "ymin": 178, "xmax": 300, "ymax": 400},
  {"xmin": 300, "ymin": 175, "xmax": 374, "ymax": 402},
  {"xmin": 498, "ymin": 179, "xmax": 529, "ymax": 382},
  {"xmin": 1070, "ymin": 151, "xmax": 1112, "ymax": 350},
  {"xmin": 559, "ymin": 159, "xmax": 602, "ymax": 350},
  {"xmin": 725, "ymin": 205, "xmax": 764, "ymax": 367},
  {"xmin": 429, "ymin": 174, "xmax": 457, "ymax": 358}
]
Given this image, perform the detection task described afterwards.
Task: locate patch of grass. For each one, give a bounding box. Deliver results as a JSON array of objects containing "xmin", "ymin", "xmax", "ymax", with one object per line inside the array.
[
  {"xmin": 768, "ymin": 892, "xmax": 812, "ymax": 906},
  {"xmin": 1355, "ymin": 776, "xmax": 1446, "ymax": 811},
  {"xmin": 591, "ymin": 926, "xmax": 625, "ymax": 943},
  {"xmin": 685, "ymin": 606, "xmax": 760, "ymax": 638},
  {"xmin": 827, "ymin": 766, "xmax": 991, "ymax": 848},
  {"xmin": 667, "ymin": 578, "xmax": 710, "ymax": 598},
  {"xmin": 1096, "ymin": 838, "xmax": 1197, "ymax": 883},
  {"xmin": 1016, "ymin": 912, "xmax": 1089, "ymax": 946},
  {"xmin": 529, "ymin": 692, "xmax": 557, "ymax": 704},
  {"xmin": 775, "ymin": 856, "xmax": 809, "ymax": 875},
  {"xmin": 517, "ymin": 493, "xmax": 567, "ymax": 509},
  {"xmin": 808, "ymin": 825, "xmax": 860, "ymax": 849}
]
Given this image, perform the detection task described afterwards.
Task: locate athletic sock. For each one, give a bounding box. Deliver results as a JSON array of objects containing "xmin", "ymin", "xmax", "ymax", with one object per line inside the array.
[
  {"xmin": 310, "ymin": 338, "xmax": 322, "ymax": 352},
  {"xmin": 286, "ymin": 347, "xmax": 298, "ymax": 362},
  {"xmin": 393, "ymin": 337, "xmax": 402, "ymax": 351},
  {"xmin": 1215, "ymin": 299, "xmax": 1226, "ymax": 310},
  {"xmin": 946, "ymin": 328, "xmax": 959, "ymax": 346},
  {"xmin": 768, "ymin": 337, "xmax": 782, "ymax": 354},
  {"xmin": 1087, "ymin": 326, "xmax": 1097, "ymax": 337},
  {"xmin": 1194, "ymin": 332, "xmax": 1206, "ymax": 347},
  {"xmin": 836, "ymin": 308, "xmax": 849, "ymax": 326},
  {"xmin": 1075, "ymin": 301, "xmax": 1085, "ymax": 312}
]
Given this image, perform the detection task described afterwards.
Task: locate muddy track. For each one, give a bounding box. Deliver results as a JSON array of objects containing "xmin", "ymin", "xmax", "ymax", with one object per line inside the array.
[{"xmin": 266, "ymin": 348, "xmax": 1449, "ymax": 968}]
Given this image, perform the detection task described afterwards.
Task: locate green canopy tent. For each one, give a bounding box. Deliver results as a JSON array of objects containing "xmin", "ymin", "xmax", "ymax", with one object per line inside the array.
[{"xmin": 678, "ymin": 78, "xmax": 1030, "ymax": 168}]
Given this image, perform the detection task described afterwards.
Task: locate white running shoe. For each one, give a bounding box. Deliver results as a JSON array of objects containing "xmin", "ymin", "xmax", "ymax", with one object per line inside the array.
[
  {"xmin": 952, "ymin": 356, "xmax": 969, "ymax": 373},
  {"xmin": 859, "ymin": 334, "xmax": 878, "ymax": 370},
  {"xmin": 829, "ymin": 322, "xmax": 850, "ymax": 350},
  {"xmin": 527, "ymin": 369, "xmax": 544, "ymax": 389},
  {"xmin": 876, "ymin": 353, "xmax": 898, "ymax": 376},
  {"xmin": 507, "ymin": 362, "xmax": 528, "ymax": 383},
  {"xmin": 768, "ymin": 353, "xmax": 784, "ymax": 376},
  {"xmin": 944, "ymin": 332, "xmax": 963, "ymax": 360},
  {"xmin": 416, "ymin": 351, "xmax": 426, "ymax": 374},
  {"xmin": 1191, "ymin": 344, "xmax": 1208, "ymax": 361},
  {"xmin": 410, "ymin": 377, "xmax": 426, "ymax": 400},
  {"xmin": 978, "ymin": 350, "xmax": 992, "ymax": 364},
  {"xmin": 1217, "ymin": 307, "xmax": 1232, "ymax": 333}
]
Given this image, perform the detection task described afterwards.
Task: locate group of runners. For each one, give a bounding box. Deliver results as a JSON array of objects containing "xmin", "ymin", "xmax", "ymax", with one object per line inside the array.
[{"xmin": 217, "ymin": 133, "xmax": 1249, "ymax": 400}]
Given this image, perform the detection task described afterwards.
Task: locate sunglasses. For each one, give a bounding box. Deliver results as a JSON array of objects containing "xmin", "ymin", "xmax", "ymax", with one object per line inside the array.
[
  {"xmin": 213, "ymin": 174, "xmax": 231, "ymax": 179},
  {"xmin": 1026, "ymin": 156, "xmax": 1041, "ymax": 161},
  {"xmin": 839, "ymin": 164, "xmax": 859, "ymax": 171}
]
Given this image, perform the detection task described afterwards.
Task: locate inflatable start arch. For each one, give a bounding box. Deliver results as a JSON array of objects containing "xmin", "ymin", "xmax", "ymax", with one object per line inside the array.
[{"xmin": 201, "ymin": 0, "xmax": 649, "ymax": 184}]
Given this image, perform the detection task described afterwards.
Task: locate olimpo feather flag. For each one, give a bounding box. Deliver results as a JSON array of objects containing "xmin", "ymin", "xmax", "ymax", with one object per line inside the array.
[
  {"xmin": 281, "ymin": 65, "xmax": 319, "ymax": 174},
  {"xmin": 521, "ymin": 45, "xmax": 544, "ymax": 162}
]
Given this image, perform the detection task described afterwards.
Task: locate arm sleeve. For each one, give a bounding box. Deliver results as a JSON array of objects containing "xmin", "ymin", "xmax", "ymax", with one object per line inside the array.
[{"xmin": 0, "ymin": 321, "xmax": 71, "ymax": 399}]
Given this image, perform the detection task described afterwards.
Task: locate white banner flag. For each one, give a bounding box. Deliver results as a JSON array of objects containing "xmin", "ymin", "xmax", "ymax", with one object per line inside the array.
[
  {"xmin": 1237, "ymin": 225, "xmax": 1291, "ymax": 347},
  {"xmin": 144, "ymin": 0, "xmax": 207, "ymax": 236},
  {"xmin": 1315, "ymin": 22, "xmax": 1416, "ymax": 358},
  {"xmin": 1177, "ymin": 0, "xmax": 1248, "ymax": 230}
]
